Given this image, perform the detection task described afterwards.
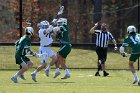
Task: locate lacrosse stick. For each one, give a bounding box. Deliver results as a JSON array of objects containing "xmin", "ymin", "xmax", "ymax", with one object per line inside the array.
[
  {"xmin": 52, "ymin": 6, "xmax": 65, "ymax": 24},
  {"xmin": 25, "ymin": 19, "xmax": 38, "ymax": 25},
  {"xmin": 57, "ymin": 6, "xmax": 64, "ymax": 15},
  {"xmin": 26, "ymin": 53, "xmax": 48, "ymax": 59}
]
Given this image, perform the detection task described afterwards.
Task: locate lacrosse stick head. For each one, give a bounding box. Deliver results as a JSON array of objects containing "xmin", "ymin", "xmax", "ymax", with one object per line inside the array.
[{"xmin": 57, "ymin": 6, "xmax": 64, "ymax": 15}]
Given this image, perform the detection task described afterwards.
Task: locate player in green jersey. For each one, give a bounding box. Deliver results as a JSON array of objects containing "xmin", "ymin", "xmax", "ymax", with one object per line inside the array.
[
  {"xmin": 52, "ymin": 18, "xmax": 71, "ymax": 79},
  {"xmin": 119, "ymin": 25, "xmax": 140, "ymax": 85},
  {"xmin": 11, "ymin": 27, "xmax": 38, "ymax": 83}
]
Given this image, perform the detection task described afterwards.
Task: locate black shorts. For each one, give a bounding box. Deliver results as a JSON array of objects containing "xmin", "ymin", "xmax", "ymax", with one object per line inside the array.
[
  {"xmin": 96, "ymin": 46, "xmax": 107, "ymax": 63},
  {"xmin": 58, "ymin": 44, "xmax": 71, "ymax": 58},
  {"xmin": 15, "ymin": 56, "xmax": 30, "ymax": 65}
]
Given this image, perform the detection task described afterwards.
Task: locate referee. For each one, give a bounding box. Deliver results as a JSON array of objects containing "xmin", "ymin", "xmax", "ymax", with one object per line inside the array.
[{"xmin": 90, "ymin": 22, "xmax": 117, "ymax": 76}]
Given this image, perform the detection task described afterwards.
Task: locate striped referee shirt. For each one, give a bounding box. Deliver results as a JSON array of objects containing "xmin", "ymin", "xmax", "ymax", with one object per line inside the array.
[{"xmin": 95, "ymin": 30, "xmax": 114, "ymax": 48}]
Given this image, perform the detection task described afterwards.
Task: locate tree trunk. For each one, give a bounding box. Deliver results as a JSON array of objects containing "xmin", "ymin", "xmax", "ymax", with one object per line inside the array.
[
  {"xmin": 61, "ymin": 0, "xmax": 68, "ymax": 18},
  {"xmin": 92, "ymin": 0, "xmax": 102, "ymax": 43}
]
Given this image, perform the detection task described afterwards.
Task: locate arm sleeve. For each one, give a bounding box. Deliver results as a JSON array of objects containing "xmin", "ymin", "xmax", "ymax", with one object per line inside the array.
[
  {"xmin": 22, "ymin": 39, "xmax": 35, "ymax": 55},
  {"xmin": 108, "ymin": 32, "xmax": 114, "ymax": 40},
  {"xmin": 15, "ymin": 40, "xmax": 20, "ymax": 46},
  {"xmin": 121, "ymin": 36, "xmax": 131, "ymax": 47},
  {"xmin": 24, "ymin": 47, "xmax": 35, "ymax": 56},
  {"xmin": 94, "ymin": 30, "xmax": 101, "ymax": 34},
  {"xmin": 122, "ymin": 39, "xmax": 129, "ymax": 47}
]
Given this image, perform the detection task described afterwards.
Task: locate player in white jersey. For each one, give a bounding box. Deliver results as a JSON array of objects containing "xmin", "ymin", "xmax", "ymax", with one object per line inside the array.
[{"xmin": 31, "ymin": 20, "xmax": 60, "ymax": 82}]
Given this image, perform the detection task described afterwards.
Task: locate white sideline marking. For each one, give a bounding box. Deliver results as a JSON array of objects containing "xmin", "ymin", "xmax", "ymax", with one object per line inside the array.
[{"xmin": 77, "ymin": 74, "xmax": 93, "ymax": 77}]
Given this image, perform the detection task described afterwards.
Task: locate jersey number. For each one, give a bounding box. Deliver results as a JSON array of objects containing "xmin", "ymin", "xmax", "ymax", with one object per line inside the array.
[{"xmin": 46, "ymin": 33, "xmax": 51, "ymax": 38}]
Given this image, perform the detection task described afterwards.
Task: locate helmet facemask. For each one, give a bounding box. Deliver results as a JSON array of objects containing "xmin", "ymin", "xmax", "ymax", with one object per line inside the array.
[
  {"xmin": 25, "ymin": 27, "xmax": 34, "ymax": 36},
  {"xmin": 57, "ymin": 18, "xmax": 67, "ymax": 26},
  {"xmin": 40, "ymin": 20, "xmax": 50, "ymax": 29}
]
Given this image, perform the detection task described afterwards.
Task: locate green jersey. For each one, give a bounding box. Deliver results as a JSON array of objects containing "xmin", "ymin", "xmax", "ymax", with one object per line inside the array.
[
  {"xmin": 15, "ymin": 35, "xmax": 31, "ymax": 57},
  {"xmin": 56, "ymin": 25, "xmax": 70, "ymax": 44},
  {"xmin": 122, "ymin": 33, "xmax": 140, "ymax": 54},
  {"xmin": 56, "ymin": 24, "xmax": 71, "ymax": 58}
]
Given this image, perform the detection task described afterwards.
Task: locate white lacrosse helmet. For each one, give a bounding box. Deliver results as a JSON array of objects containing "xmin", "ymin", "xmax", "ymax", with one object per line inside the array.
[
  {"xmin": 127, "ymin": 25, "xmax": 136, "ymax": 34},
  {"xmin": 25, "ymin": 27, "xmax": 34, "ymax": 36},
  {"xmin": 40, "ymin": 20, "xmax": 50, "ymax": 29},
  {"xmin": 57, "ymin": 18, "xmax": 67, "ymax": 26}
]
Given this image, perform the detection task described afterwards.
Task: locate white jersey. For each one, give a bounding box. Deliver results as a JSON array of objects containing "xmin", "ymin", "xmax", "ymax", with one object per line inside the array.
[
  {"xmin": 38, "ymin": 25, "xmax": 55, "ymax": 63},
  {"xmin": 38, "ymin": 25, "xmax": 53, "ymax": 47}
]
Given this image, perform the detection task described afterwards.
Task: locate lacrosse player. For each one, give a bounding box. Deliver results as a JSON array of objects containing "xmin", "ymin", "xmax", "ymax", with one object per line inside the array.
[
  {"xmin": 11, "ymin": 27, "xmax": 39, "ymax": 83},
  {"xmin": 31, "ymin": 6, "xmax": 65, "ymax": 81},
  {"xmin": 18, "ymin": 19, "xmax": 33, "ymax": 80},
  {"xmin": 119, "ymin": 25, "xmax": 140, "ymax": 85},
  {"xmin": 52, "ymin": 18, "xmax": 72, "ymax": 79},
  {"xmin": 90, "ymin": 22, "xmax": 117, "ymax": 77},
  {"xmin": 31, "ymin": 20, "xmax": 60, "ymax": 82}
]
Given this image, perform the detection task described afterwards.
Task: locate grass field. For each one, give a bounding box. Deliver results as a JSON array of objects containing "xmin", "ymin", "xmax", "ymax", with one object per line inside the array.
[
  {"xmin": 0, "ymin": 70, "xmax": 140, "ymax": 93},
  {"xmin": 0, "ymin": 46, "xmax": 140, "ymax": 93},
  {"xmin": 0, "ymin": 46, "xmax": 138, "ymax": 70}
]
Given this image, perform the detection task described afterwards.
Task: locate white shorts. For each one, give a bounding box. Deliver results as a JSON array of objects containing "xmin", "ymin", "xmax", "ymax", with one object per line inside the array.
[{"xmin": 39, "ymin": 47, "xmax": 55, "ymax": 63}]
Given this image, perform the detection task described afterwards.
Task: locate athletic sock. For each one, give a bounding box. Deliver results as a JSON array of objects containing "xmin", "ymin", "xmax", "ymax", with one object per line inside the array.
[
  {"xmin": 65, "ymin": 69, "xmax": 70, "ymax": 75},
  {"xmin": 98, "ymin": 64, "xmax": 101, "ymax": 72},
  {"xmin": 55, "ymin": 68, "xmax": 60, "ymax": 73},
  {"xmin": 33, "ymin": 70, "xmax": 38, "ymax": 74},
  {"xmin": 14, "ymin": 73, "xmax": 19, "ymax": 78},
  {"xmin": 46, "ymin": 65, "xmax": 51, "ymax": 71},
  {"xmin": 134, "ymin": 73, "xmax": 139, "ymax": 81}
]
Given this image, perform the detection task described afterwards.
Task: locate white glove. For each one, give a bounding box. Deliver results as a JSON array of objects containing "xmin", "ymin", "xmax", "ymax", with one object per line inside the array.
[
  {"xmin": 121, "ymin": 52, "xmax": 128, "ymax": 57},
  {"xmin": 53, "ymin": 26, "xmax": 60, "ymax": 34},
  {"xmin": 95, "ymin": 23, "xmax": 98, "ymax": 26},
  {"xmin": 119, "ymin": 46, "xmax": 125, "ymax": 53},
  {"xmin": 114, "ymin": 46, "xmax": 118, "ymax": 51},
  {"xmin": 46, "ymin": 25, "xmax": 53, "ymax": 33},
  {"xmin": 33, "ymin": 53, "xmax": 41, "ymax": 58},
  {"xmin": 52, "ymin": 19, "xmax": 58, "ymax": 25}
]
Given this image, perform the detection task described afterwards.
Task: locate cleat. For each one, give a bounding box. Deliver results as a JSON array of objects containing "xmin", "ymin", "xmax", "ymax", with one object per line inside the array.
[
  {"xmin": 61, "ymin": 74, "xmax": 70, "ymax": 79},
  {"xmin": 19, "ymin": 75, "xmax": 26, "ymax": 80},
  {"xmin": 53, "ymin": 72, "xmax": 61, "ymax": 78},
  {"xmin": 95, "ymin": 72, "xmax": 100, "ymax": 76},
  {"xmin": 103, "ymin": 72, "xmax": 109, "ymax": 77},
  {"xmin": 45, "ymin": 70, "xmax": 49, "ymax": 77},
  {"xmin": 133, "ymin": 80, "xmax": 138, "ymax": 84},
  {"xmin": 31, "ymin": 73, "xmax": 37, "ymax": 82},
  {"xmin": 11, "ymin": 76, "xmax": 18, "ymax": 83}
]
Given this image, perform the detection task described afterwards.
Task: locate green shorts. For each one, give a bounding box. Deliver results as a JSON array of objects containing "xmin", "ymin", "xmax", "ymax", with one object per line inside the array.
[
  {"xmin": 129, "ymin": 53, "xmax": 140, "ymax": 62},
  {"xmin": 58, "ymin": 44, "xmax": 71, "ymax": 58},
  {"xmin": 15, "ymin": 56, "xmax": 30, "ymax": 65}
]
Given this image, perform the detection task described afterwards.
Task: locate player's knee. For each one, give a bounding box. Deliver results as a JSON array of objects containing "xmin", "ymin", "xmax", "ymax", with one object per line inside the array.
[
  {"xmin": 28, "ymin": 61, "xmax": 33, "ymax": 67},
  {"xmin": 41, "ymin": 63, "xmax": 47, "ymax": 68},
  {"xmin": 129, "ymin": 61, "xmax": 134, "ymax": 66},
  {"xmin": 22, "ymin": 65, "xmax": 28, "ymax": 71},
  {"xmin": 52, "ymin": 55, "xmax": 57, "ymax": 61}
]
